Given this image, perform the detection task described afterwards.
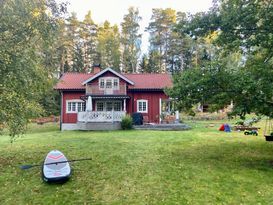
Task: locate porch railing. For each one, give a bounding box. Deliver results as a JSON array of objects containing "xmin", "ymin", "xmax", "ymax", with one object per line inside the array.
[
  {"xmin": 86, "ymin": 84, "xmax": 126, "ymax": 95},
  {"xmin": 78, "ymin": 111, "xmax": 126, "ymax": 122}
]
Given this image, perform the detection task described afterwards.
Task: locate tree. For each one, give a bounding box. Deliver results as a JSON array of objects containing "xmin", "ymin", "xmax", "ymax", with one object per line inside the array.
[
  {"xmin": 146, "ymin": 50, "xmax": 161, "ymax": 73},
  {"xmin": 120, "ymin": 7, "xmax": 142, "ymax": 73},
  {"xmin": 139, "ymin": 54, "xmax": 148, "ymax": 73},
  {"xmin": 169, "ymin": 0, "xmax": 273, "ymax": 118},
  {"xmin": 79, "ymin": 11, "xmax": 98, "ymax": 72},
  {"xmin": 97, "ymin": 21, "xmax": 121, "ymax": 71},
  {"xmin": 146, "ymin": 8, "xmax": 176, "ymax": 73},
  {"xmin": 0, "ymin": 0, "xmax": 66, "ymax": 141}
]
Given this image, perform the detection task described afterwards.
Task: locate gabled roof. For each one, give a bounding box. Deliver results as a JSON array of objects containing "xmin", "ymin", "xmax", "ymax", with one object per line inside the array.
[
  {"xmin": 54, "ymin": 73, "xmax": 93, "ymax": 90},
  {"xmin": 125, "ymin": 73, "xmax": 173, "ymax": 90},
  {"xmin": 54, "ymin": 70, "xmax": 173, "ymax": 91},
  {"xmin": 81, "ymin": 68, "xmax": 134, "ymax": 85}
]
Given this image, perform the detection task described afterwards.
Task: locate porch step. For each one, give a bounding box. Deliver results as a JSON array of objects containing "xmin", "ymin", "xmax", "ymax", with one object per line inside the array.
[{"xmin": 77, "ymin": 122, "xmax": 121, "ymax": 131}]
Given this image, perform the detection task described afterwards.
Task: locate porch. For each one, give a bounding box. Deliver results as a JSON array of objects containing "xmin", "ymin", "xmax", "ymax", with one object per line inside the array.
[{"xmin": 78, "ymin": 111, "xmax": 126, "ymax": 123}]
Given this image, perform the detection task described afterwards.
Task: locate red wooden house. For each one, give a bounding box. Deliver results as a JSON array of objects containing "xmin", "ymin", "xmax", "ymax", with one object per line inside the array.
[{"xmin": 54, "ymin": 66, "xmax": 173, "ymax": 130}]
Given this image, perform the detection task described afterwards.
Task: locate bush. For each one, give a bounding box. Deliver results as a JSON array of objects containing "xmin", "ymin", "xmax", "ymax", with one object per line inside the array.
[{"xmin": 121, "ymin": 115, "xmax": 133, "ymax": 130}]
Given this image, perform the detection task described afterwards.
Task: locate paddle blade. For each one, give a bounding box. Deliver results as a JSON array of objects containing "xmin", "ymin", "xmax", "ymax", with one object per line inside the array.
[{"xmin": 20, "ymin": 164, "xmax": 34, "ymax": 170}]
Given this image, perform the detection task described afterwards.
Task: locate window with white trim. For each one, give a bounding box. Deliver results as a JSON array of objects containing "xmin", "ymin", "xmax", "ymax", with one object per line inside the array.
[
  {"xmin": 96, "ymin": 102, "xmax": 104, "ymax": 111},
  {"xmin": 106, "ymin": 79, "xmax": 112, "ymax": 89},
  {"xmin": 113, "ymin": 101, "xmax": 121, "ymax": 111},
  {"xmin": 95, "ymin": 101, "xmax": 122, "ymax": 111},
  {"xmin": 66, "ymin": 100, "xmax": 85, "ymax": 113},
  {"xmin": 106, "ymin": 102, "xmax": 113, "ymax": 111},
  {"xmin": 137, "ymin": 100, "xmax": 148, "ymax": 113},
  {"xmin": 99, "ymin": 79, "xmax": 105, "ymax": 89},
  {"xmin": 113, "ymin": 79, "xmax": 119, "ymax": 89},
  {"xmin": 99, "ymin": 77, "xmax": 119, "ymax": 90}
]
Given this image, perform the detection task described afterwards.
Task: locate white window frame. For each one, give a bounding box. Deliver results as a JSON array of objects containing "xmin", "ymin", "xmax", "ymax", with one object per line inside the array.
[
  {"xmin": 98, "ymin": 77, "xmax": 119, "ymax": 90},
  {"xmin": 96, "ymin": 101, "xmax": 104, "ymax": 111},
  {"xmin": 66, "ymin": 100, "xmax": 85, "ymax": 113},
  {"xmin": 137, "ymin": 99, "xmax": 148, "ymax": 113},
  {"xmin": 95, "ymin": 100, "xmax": 122, "ymax": 111},
  {"xmin": 99, "ymin": 78, "xmax": 105, "ymax": 89}
]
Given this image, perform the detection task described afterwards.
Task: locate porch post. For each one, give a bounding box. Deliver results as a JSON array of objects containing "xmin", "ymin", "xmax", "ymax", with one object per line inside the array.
[
  {"xmin": 159, "ymin": 98, "xmax": 162, "ymax": 123},
  {"xmin": 175, "ymin": 111, "xmax": 180, "ymax": 124},
  {"xmin": 123, "ymin": 99, "xmax": 126, "ymax": 112}
]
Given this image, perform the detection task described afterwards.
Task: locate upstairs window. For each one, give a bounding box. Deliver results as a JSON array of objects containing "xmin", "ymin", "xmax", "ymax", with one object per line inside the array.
[
  {"xmin": 99, "ymin": 79, "xmax": 105, "ymax": 89},
  {"xmin": 137, "ymin": 100, "xmax": 148, "ymax": 113},
  {"xmin": 106, "ymin": 79, "xmax": 112, "ymax": 89},
  {"xmin": 113, "ymin": 79, "xmax": 119, "ymax": 89},
  {"xmin": 99, "ymin": 77, "xmax": 119, "ymax": 90}
]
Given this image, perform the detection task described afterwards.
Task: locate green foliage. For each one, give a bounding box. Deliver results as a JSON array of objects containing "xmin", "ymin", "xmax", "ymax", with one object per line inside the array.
[
  {"xmin": 0, "ymin": 0, "xmax": 65, "ymax": 142},
  {"xmin": 97, "ymin": 21, "xmax": 121, "ymax": 71},
  {"xmin": 146, "ymin": 8, "xmax": 176, "ymax": 73},
  {"xmin": 138, "ymin": 54, "xmax": 148, "ymax": 73},
  {"xmin": 170, "ymin": 0, "xmax": 273, "ymax": 118},
  {"xmin": 121, "ymin": 115, "xmax": 133, "ymax": 130},
  {"xmin": 121, "ymin": 7, "xmax": 142, "ymax": 73}
]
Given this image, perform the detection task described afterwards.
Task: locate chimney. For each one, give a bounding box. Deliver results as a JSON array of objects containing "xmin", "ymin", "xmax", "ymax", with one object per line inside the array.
[{"xmin": 93, "ymin": 64, "xmax": 101, "ymax": 74}]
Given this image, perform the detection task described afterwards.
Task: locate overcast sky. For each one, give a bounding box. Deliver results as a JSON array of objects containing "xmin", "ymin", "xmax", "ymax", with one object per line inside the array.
[{"xmin": 66, "ymin": 0, "xmax": 213, "ymax": 53}]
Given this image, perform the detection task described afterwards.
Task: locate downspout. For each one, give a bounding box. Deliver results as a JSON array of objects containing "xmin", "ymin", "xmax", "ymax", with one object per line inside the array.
[
  {"xmin": 60, "ymin": 91, "xmax": 63, "ymax": 131},
  {"xmin": 132, "ymin": 92, "xmax": 134, "ymax": 113}
]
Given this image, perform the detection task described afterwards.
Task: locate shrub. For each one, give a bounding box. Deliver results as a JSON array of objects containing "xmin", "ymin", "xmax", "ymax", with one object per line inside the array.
[{"xmin": 121, "ymin": 115, "xmax": 133, "ymax": 130}]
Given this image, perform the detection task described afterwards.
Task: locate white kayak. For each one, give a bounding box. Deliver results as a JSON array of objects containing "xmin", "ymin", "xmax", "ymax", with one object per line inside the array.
[{"xmin": 42, "ymin": 150, "xmax": 71, "ymax": 183}]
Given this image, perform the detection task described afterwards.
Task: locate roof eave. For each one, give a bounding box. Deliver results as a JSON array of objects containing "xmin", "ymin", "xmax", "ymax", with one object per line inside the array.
[{"xmin": 81, "ymin": 68, "xmax": 134, "ymax": 85}]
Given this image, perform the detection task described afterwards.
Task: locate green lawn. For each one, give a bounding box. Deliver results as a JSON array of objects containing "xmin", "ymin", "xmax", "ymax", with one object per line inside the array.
[{"xmin": 1, "ymin": 121, "xmax": 273, "ymax": 204}]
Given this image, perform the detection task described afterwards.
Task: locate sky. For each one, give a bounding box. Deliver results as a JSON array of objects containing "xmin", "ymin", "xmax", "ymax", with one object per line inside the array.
[{"xmin": 66, "ymin": 0, "xmax": 213, "ymax": 53}]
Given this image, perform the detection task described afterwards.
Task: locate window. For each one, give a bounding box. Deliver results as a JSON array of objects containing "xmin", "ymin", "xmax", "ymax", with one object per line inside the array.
[
  {"xmin": 106, "ymin": 79, "xmax": 112, "ymax": 88},
  {"xmin": 77, "ymin": 102, "xmax": 86, "ymax": 112},
  {"xmin": 66, "ymin": 100, "xmax": 85, "ymax": 113},
  {"xmin": 113, "ymin": 102, "xmax": 121, "ymax": 111},
  {"xmin": 99, "ymin": 77, "xmax": 119, "ymax": 90},
  {"xmin": 95, "ymin": 101, "xmax": 122, "ymax": 111},
  {"xmin": 137, "ymin": 100, "xmax": 148, "ymax": 113},
  {"xmin": 113, "ymin": 79, "xmax": 119, "ymax": 89},
  {"xmin": 99, "ymin": 79, "xmax": 105, "ymax": 89},
  {"xmin": 106, "ymin": 102, "xmax": 113, "ymax": 111},
  {"xmin": 96, "ymin": 102, "xmax": 104, "ymax": 111}
]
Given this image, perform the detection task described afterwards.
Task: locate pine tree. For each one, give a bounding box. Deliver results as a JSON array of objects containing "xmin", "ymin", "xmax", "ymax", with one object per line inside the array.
[
  {"xmin": 79, "ymin": 11, "xmax": 98, "ymax": 72},
  {"xmin": 146, "ymin": 8, "xmax": 176, "ymax": 73},
  {"xmin": 97, "ymin": 21, "xmax": 121, "ymax": 71},
  {"xmin": 120, "ymin": 7, "xmax": 142, "ymax": 73}
]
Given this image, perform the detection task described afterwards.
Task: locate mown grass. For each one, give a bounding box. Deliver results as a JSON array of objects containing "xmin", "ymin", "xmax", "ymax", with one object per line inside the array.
[{"xmin": 0, "ymin": 121, "xmax": 273, "ymax": 204}]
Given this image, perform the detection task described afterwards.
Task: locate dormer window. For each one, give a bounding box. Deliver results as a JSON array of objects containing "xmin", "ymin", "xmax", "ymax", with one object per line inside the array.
[
  {"xmin": 99, "ymin": 77, "xmax": 119, "ymax": 90},
  {"xmin": 113, "ymin": 79, "xmax": 119, "ymax": 88},
  {"xmin": 106, "ymin": 79, "xmax": 112, "ymax": 88},
  {"xmin": 99, "ymin": 79, "xmax": 105, "ymax": 89}
]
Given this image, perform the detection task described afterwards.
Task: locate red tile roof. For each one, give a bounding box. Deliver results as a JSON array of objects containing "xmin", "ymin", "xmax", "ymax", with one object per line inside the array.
[
  {"xmin": 126, "ymin": 73, "xmax": 173, "ymax": 90},
  {"xmin": 54, "ymin": 72, "xmax": 172, "ymax": 90}
]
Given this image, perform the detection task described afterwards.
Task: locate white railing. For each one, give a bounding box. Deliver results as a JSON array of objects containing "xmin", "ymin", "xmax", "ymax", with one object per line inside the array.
[{"xmin": 78, "ymin": 111, "xmax": 126, "ymax": 122}]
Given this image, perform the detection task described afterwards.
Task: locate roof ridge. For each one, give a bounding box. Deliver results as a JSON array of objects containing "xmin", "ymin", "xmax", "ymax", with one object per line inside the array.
[
  {"xmin": 124, "ymin": 73, "xmax": 169, "ymax": 75},
  {"xmin": 63, "ymin": 72, "xmax": 93, "ymax": 75}
]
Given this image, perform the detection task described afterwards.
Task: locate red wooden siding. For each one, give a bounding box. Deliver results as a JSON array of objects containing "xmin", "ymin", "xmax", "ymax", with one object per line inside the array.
[
  {"xmin": 62, "ymin": 92, "xmax": 85, "ymax": 123},
  {"xmin": 127, "ymin": 91, "xmax": 168, "ymax": 123}
]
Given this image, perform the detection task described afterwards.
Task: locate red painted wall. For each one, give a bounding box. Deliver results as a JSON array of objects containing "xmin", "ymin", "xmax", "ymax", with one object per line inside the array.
[
  {"xmin": 62, "ymin": 90, "xmax": 168, "ymax": 124},
  {"xmin": 127, "ymin": 91, "xmax": 169, "ymax": 123},
  {"xmin": 62, "ymin": 91, "xmax": 85, "ymax": 123}
]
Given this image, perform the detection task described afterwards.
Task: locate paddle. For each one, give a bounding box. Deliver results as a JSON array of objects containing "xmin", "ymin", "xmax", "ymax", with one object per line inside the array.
[{"xmin": 20, "ymin": 158, "xmax": 92, "ymax": 170}]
